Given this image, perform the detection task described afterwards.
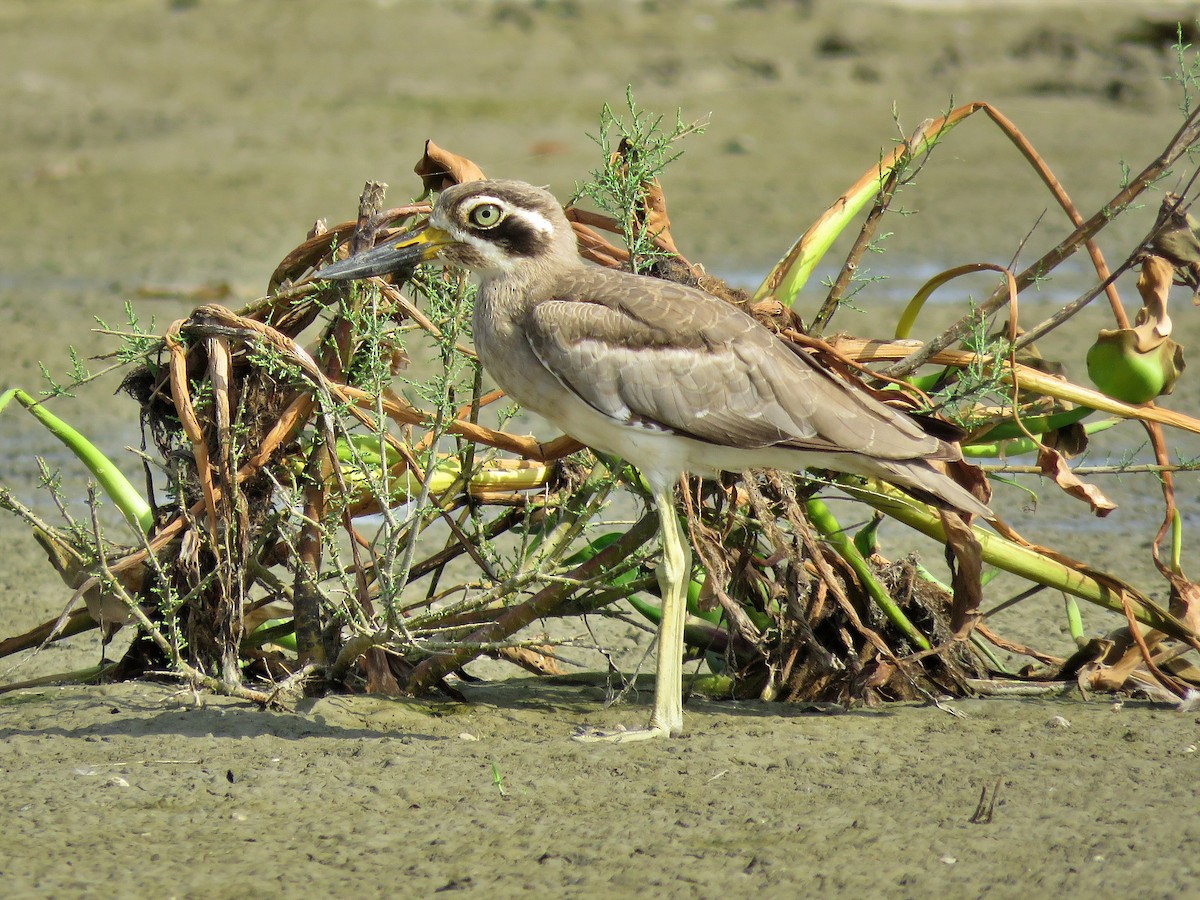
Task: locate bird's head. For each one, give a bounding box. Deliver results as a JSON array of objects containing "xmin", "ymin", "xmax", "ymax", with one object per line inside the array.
[{"xmin": 320, "ymin": 179, "xmax": 581, "ymax": 283}]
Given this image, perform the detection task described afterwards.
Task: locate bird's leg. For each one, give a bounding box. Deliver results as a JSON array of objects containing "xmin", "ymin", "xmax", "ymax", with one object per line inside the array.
[
  {"xmin": 649, "ymin": 484, "xmax": 689, "ymax": 737},
  {"xmin": 574, "ymin": 485, "xmax": 689, "ymax": 743}
]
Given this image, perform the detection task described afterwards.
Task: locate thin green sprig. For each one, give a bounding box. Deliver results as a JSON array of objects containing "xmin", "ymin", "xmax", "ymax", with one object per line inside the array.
[{"xmin": 576, "ymin": 86, "xmax": 707, "ymax": 273}]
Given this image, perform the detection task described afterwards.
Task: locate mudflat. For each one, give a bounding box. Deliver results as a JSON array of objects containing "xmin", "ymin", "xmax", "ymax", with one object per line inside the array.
[{"xmin": 2, "ymin": 1, "xmax": 1199, "ymax": 896}]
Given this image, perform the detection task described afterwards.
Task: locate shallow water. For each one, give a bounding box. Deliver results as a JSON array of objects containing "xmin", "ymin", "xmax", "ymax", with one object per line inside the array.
[{"xmin": 2, "ymin": 1, "xmax": 1200, "ymax": 895}]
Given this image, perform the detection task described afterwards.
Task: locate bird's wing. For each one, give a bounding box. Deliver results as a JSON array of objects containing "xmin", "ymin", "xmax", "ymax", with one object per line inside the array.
[{"xmin": 525, "ymin": 270, "xmax": 949, "ymax": 461}]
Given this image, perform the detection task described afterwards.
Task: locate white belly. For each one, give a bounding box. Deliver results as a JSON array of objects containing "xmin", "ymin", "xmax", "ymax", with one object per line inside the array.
[{"xmin": 531, "ymin": 386, "xmax": 850, "ymax": 491}]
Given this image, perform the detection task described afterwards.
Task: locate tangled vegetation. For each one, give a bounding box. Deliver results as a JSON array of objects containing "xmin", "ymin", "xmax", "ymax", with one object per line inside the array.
[{"xmin": 5, "ymin": 78, "xmax": 1200, "ymax": 713}]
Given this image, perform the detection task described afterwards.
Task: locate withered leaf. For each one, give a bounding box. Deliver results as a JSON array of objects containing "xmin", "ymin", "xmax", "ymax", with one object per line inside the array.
[
  {"xmin": 1150, "ymin": 194, "xmax": 1200, "ymax": 302},
  {"xmin": 947, "ymin": 457, "xmax": 993, "ymax": 508},
  {"xmin": 567, "ymin": 221, "xmax": 630, "ymax": 269},
  {"xmin": 564, "ymin": 207, "xmax": 630, "ymax": 268},
  {"xmin": 1036, "ymin": 445, "xmax": 1117, "ymax": 516},
  {"xmin": 496, "ymin": 645, "xmax": 568, "ymax": 677},
  {"xmin": 611, "ymin": 137, "xmax": 679, "ymax": 255},
  {"xmin": 1040, "ymin": 420, "xmax": 1089, "ymax": 458},
  {"xmin": 363, "ymin": 647, "xmax": 402, "ymax": 695},
  {"xmin": 940, "ymin": 509, "xmax": 984, "ymax": 638},
  {"xmin": 641, "ymin": 178, "xmax": 679, "ymax": 255},
  {"xmin": 1134, "ymin": 254, "xmax": 1175, "ymax": 345},
  {"xmin": 413, "ymin": 140, "xmax": 487, "ymax": 195},
  {"xmin": 1167, "ymin": 571, "xmax": 1200, "ymax": 637},
  {"xmin": 1082, "ymin": 637, "xmax": 1149, "ymax": 693}
]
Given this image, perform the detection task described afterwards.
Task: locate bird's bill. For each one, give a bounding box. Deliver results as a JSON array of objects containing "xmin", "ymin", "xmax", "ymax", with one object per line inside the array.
[{"xmin": 320, "ymin": 222, "xmax": 455, "ymax": 281}]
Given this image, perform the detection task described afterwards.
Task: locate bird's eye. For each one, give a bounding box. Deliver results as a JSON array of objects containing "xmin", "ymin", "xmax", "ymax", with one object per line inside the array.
[{"xmin": 469, "ymin": 203, "xmax": 504, "ymax": 229}]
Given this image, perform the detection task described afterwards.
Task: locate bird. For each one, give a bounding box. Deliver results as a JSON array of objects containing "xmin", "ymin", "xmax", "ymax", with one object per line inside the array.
[{"xmin": 320, "ymin": 179, "xmax": 992, "ymax": 741}]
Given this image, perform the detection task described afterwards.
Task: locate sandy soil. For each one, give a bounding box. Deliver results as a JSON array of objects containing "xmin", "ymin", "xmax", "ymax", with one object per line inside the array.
[{"xmin": 3, "ymin": 0, "xmax": 1200, "ymax": 896}]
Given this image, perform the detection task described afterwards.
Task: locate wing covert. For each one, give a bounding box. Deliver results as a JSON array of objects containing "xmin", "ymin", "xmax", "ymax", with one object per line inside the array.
[{"xmin": 523, "ymin": 269, "xmax": 946, "ymax": 460}]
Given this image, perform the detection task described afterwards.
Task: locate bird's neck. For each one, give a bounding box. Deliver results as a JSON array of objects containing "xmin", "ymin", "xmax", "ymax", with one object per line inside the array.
[{"xmin": 475, "ymin": 251, "xmax": 585, "ymax": 298}]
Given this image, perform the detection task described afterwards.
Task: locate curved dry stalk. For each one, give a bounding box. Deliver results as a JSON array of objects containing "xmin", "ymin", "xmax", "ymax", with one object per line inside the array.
[
  {"xmin": 336, "ymin": 383, "xmax": 584, "ymax": 461},
  {"xmin": 165, "ymin": 319, "xmax": 220, "ymax": 545},
  {"xmin": 975, "ymin": 102, "xmax": 1129, "ymax": 328},
  {"xmin": 883, "ymin": 105, "xmax": 1200, "ymax": 377},
  {"xmin": 757, "ymin": 101, "xmax": 1131, "ymax": 326},
  {"xmin": 264, "ymin": 202, "xmax": 431, "ymax": 293}
]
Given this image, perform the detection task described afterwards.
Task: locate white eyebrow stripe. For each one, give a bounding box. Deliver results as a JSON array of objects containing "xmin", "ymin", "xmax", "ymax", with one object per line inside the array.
[
  {"xmin": 507, "ymin": 206, "xmax": 554, "ymax": 237},
  {"xmin": 448, "ymin": 195, "xmax": 556, "ymax": 235}
]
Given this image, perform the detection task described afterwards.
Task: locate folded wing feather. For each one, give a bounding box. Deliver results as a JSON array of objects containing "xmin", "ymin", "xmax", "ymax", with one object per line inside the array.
[{"xmin": 525, "ymin": 269, "xmax": 951, "ymax": 464}]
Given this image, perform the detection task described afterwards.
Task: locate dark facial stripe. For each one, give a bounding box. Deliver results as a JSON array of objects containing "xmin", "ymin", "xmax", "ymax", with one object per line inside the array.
[{"xmin": 489, "ymin": 215, "xmax": 551, "ymax": 258}]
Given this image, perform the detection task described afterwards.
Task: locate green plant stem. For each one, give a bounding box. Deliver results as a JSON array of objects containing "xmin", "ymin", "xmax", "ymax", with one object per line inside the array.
[
  {"xmin": 0, "ymin": 389, "xmax": 153, "ymax": 533},
  {"xmin": 842, "ymin": 479, "xmax": 1195, "ymax": 641},
  {"xmin": 969, "ymin": 634, "xmax": 1013, "ymax": 675},
  {"xmin": 963, "ymin": 418, "xmax": 1119, "ymax": 458},
  {"xmin": 805, "ymin": 497, "xmax": 931, "ymax": 651},
  {"xmin": 0, "ymin": 663, "xmax": 117, "ymax": 694},
  {"xmin": 1064, "ymin": 594, "xmax": 1085, "ymax": 644}
]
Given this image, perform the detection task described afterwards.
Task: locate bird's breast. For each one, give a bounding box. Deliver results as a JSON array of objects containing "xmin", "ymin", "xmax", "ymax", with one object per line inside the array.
[{"xmin": 471, "ymin": 293, "xmax": 554, "ymax": 412}]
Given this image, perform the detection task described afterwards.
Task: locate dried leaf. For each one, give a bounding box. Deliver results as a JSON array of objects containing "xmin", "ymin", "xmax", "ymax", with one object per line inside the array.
[
  {"xmin": 1167, "ymin": 572, "xmax": 1200, "ymax": 637},
  {"xmin": 640, "ymin": 178, "xmax": 678, "ymax": 255},
  {"xmin": 413, "ymin": 140, "xmax": 487, "ymax": 194},
  {"xmin": 946, "ymin": 457, "xmax": 993, "ymax": 508},
  {"xmin": 1078, "ymin": 629, "xmax": 1181, "ymax": 701},
  {"xmin": 496, "ymin": 645, "xmax": 567, "ymax": 677},
  {"xmin": 207, "ymin": 335, "xmax": 233, "ymax": 486},
  {"xmin": 31, "ymin": 527, "xmax": 142, "ymax": 631},
  {"xmin": 1082, "ymin": 641, "xmax": 1147, "ymax": 692},
  {"xmin": 167, "ymin": 321, "xmax": 220, "ymax": 545},
  {"xmin": 940, "ymin": 509, "xmax": 984, "ymax": 637},
  {"xmin": 1036, "ymin": 445, "xmax": 1117, "ymax": 516},
  {"xmin": 563, "ymin": 206, "xmax": 621, "ymax": 235},
  {"xmin": 1133, "ymin": 254, "xmax": 1175, "ymax": 344},
  {"xmin": 1150, "ymin": 193, "xmax": 1200, "ymax": 293},
  {"xmin": 363, "ymin": 647, "xmax": 402, "ymax": 695},
  {"xmin": 696, "ymin": 570, "xmax": 721, "ymax": 614},
  {"xmin": 612, "ymin": 137, "xmax": 679, "ymax": 255},
  {"xmin": 1040, "ymin": 420, "xmax": 1089, "ymax": 457},
  {"xmin": 564, "ymin": 217, "xmax": 630, "ymax": 268}
]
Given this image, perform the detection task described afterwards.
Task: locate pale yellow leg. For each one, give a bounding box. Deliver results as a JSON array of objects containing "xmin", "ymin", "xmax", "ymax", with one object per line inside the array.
[
  {"xmin": 574, "ymin": 484, "xmax": 690, "ymax": 743},
  {"xmin": 648, "ymin": 483, "xmax": 688, "ymax": 736}
]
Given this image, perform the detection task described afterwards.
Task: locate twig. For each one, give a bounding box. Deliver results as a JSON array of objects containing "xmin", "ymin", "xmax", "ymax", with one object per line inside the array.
[
  {"xmin": 405, "ymin": 511, "xmax": 658, "ymax": 693},
  {"xmin": 811, "ymin": 125, "xmax": 911, "ymax": 334},
  {"xmin": 980, "ymin": 462, "xmax": 1200, "ymax": 475},
  {"xmin": 884, "ymin": 106, "xmax": 1200, "ymax": 378},
  {"xmin": 85, "ymin": 487, "xmax": 279, "ymax": 706}
]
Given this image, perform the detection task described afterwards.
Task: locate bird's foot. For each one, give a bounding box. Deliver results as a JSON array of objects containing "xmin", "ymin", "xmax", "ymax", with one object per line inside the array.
[{"xmin": 571, "ymin": 720, "xmax": 679, "ymax": 743}]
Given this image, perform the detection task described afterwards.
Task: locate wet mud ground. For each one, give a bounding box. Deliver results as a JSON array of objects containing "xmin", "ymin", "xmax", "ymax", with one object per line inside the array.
[{"xmin": 3, "ymin": 0, "xmax": 1200, "ymax": 896}]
